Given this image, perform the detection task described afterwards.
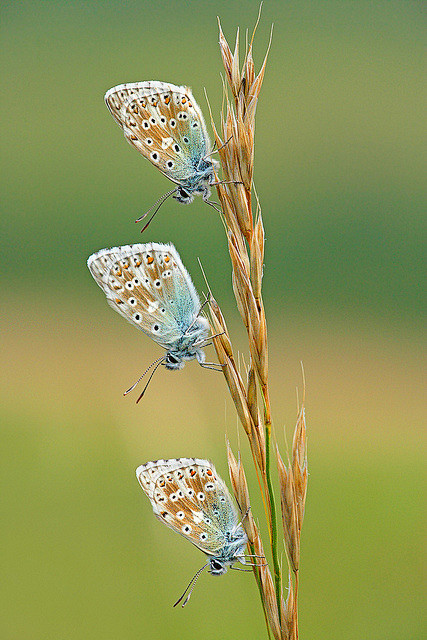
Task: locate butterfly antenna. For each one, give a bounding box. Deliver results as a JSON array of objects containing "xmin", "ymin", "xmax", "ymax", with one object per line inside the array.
[
  {"xmin": 173, "ymin": 562, "xmax": 209, "ymax": 608},
  {"xmin": 135, "ymin": 187, "xmax": 177, "ymax": 221},
  {"xmin": 135, "ymin": 357, "xmax": 166, "ymax": 403},
  {"xmin": 123, "ymin": 355, "xmax": 166, "ymax": 398},
  {"xmin": 135, "ymin": 187, "xmax": 178, "ymax": 230}
]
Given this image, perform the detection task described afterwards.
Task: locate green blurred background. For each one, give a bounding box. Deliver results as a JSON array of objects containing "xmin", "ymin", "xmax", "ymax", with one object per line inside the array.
[{"xmin": 1, "ymin": 1, "xmax": 425, "ymax": 638}]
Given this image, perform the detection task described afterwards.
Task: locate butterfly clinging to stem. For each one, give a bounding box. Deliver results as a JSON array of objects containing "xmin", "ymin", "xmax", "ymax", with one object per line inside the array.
[
  {"xmin": 105, "ymin": 81, "xmax": 222, "ymax": 230},
  {"xmin": 136, "ymin": 457, "xmax": 259, "ymax": 607},
  {"xmin": 87, "ymin": 243, "xmax": 221, "ymax": 401}
]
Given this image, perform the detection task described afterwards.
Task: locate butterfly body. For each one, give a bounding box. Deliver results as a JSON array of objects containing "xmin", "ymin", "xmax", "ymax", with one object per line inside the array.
[
  {"xmin": 173, "ymin": 159, "xmax": 215, "ymax": 205},
  {"xmin": 136, "ymin": 458, "xmax": 248, "ymax": 576},
  {"xmin": 105, "ymin": 81, "xmax": 218, "ymax": 205},
  {"xmin": 87, "ymin": 243, "xmax": 210, "ymax": 372},
  {"xmin": 164, "ymin": 324, "xmax": 209, "ymax": 370}
]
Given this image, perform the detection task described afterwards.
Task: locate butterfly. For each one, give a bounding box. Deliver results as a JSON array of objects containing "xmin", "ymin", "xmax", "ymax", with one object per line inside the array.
[
  {"xmin": 104, "ymin": 81, "xmax": 220, "ymax": 229},
  {"xmin": 136, "ymin": 457, "xmax": 249, "ymax": 606},
  {"xmin": 87, "ymin": 243, "xmax": 219, "ymax": 401}
]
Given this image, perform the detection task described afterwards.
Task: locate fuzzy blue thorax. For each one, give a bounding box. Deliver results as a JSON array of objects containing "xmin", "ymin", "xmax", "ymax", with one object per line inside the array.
[
  {"xmin": 209, "ymin": 524, "xmax": 248, "ymax": 575},
  {"xmin": 165, "ymin": 317, "xmax": 210, "ymax": 370},
  {"xmin": 173, "ymin": 160, "xmax": 217, "ymax": 204}
]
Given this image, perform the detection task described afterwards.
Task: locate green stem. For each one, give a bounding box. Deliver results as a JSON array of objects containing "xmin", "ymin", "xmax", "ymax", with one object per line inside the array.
[
  {"xmin": 265, "ymin": 419, "xmax": 282, "ymax": 624},
  {"xmin": 294, "ymin": 569, "xmax": 299, "ymax": 640},
  {"xmin": 249, "ymin": 542, "xmax": 272, "ymax": 640}
]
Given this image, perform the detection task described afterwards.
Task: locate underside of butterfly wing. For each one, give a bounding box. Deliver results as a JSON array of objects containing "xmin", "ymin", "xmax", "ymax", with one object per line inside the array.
[
  {"xmin": 136, "ymin": 458, "xmax": 241, "ymax": 557},
  {"xmin": 87, "ymin": 243, "xmax": 202, "ymax": 349},
  {"xmin": 105, "ymin": 81, "xmax": 213, "ymax": 187}
]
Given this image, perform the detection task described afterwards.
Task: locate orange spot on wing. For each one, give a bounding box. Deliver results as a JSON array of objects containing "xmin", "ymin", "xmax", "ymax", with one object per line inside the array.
[
  {"xmin": 164, "ymin": 255, "xmax": 170, "ymax": 263},
  {"xmin": 164, "ymin": 96, "xmax": 170, "ymax": 104},
  {"xmin": 206, "ymin": 469, "xmax": 213, "ymax": 476},
  {"xmin": 147, "ymin": 256, "xmax": 154, "ymax": 264}
]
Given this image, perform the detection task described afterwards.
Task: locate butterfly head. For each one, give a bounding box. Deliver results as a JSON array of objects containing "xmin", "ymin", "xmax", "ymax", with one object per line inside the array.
[
  {"xmin": 164, "ymin": 352, "xmax": 185, "ymax": 370},
  {"xmin": 173, "ymin": 186, "xmax": 195, "ymax": 205},
  {"xmin": 164, "ymin": 344, "xmax": 205, "ymax": 370},
  {"xmin": 209, "ymin": 558, "xmax": 228, "ymax": 576},
  {"xmin": 208, "ymin": 550, "xmax": 246, "ymax": 576}
]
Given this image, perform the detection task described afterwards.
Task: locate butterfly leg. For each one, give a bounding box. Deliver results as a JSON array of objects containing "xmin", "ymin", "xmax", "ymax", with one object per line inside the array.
[
  {"xmin": 210, "ymin": 180, "xmax": 244, "ymax": 187},
  {"xmin": 206, "ymin": 330, "xmax": 226, "ymax": 341},
  {"xmin": 203, "ymin": 198, "xmax": 222, "ymax": 214},
  {"xmin": 199, "ymin": 362, "xmax": 226, "ymax": 371},
  {"xmin": 241, "ymin": 505, "xmax": 252, "ymax": 522},
  {"xmin": 193, "ymin": 331, "xmax": 226, "ymax": 348},
  {"xmin": 202, "ymin": 136, "xmax": 232, "ymax": 161}
]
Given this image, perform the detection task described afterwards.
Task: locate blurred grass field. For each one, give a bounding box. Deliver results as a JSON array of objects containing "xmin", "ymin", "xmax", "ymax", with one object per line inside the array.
[{"xmin": 1, "ymin": 1, "xmax": 426, "ymax": 638}]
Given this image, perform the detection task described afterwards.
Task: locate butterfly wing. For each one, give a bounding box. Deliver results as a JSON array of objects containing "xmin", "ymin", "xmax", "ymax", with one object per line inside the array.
[
  {"xmin": 87, "ymin": 243, "xmax": 201, "ymax": 349},
  {"xmin": 105, "ymin": 81, "xmax": 211, "ymax": 185},
  {"xmin": 136, "ymin": 458, "xmax": 241, "ymax": 557}
]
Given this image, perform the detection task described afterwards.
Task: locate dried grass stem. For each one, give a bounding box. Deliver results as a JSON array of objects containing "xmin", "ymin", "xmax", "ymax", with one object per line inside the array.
[{"xmin": 210, "ymin": 15, "xmax": 307, "ymax": 639}]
